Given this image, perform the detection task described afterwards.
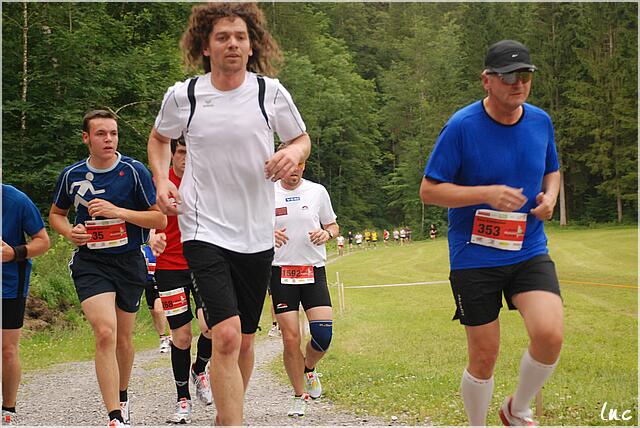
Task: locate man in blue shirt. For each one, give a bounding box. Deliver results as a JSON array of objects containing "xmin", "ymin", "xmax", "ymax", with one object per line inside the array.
[
  {"xmin": 49, "ymin": 110, "xmax": 166, "ymax": 427},
  {"xmin": 420, "ymin": 40, "xmax": 562, "ymax": 427},
  {"xmin": 2, "ymin": 184, "xmax": 50, "ymax": 424}
]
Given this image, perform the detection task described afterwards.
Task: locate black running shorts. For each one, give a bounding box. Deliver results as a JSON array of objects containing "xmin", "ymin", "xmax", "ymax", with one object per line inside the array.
[
  {"xmin": 270, "ymin": 266, "xmax": 332, "ymax": 314},
  {"xmin": 155, "ymin": 269, "xmax": 203, "ymax": 330},
  {"xmin": 69, "ymin": 249, "xmax": 146, "ymax": 313},
  {"xmin": 2, "ymin": 297, "xmax": 27, "ymax": 330},
  {"xmin": 144, "ymin": 278, "xmax": 160, "ymax": 309},
  {"xmin": 449, "ymin": 254, "xmax": 561, "ymax": 326},
  {"xmin": 182, "ymin": 240, "xmax": 273, "ymax": 334}
]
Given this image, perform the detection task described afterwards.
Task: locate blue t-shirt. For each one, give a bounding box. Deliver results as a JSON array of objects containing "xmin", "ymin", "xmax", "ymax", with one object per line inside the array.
[
  {"xmin": 52, "ymin": 152, "xmax": 156, "ymax": 254},
  {"xmin": 2, "ymin": 185, "xmax": 46, "ymax": 298},
  {"xmin": 142, "ymin": 245, "xmax": 156, "ymax": 281},
  {"xmin": 424, "ymin": 101, "xmax": 559, "ymax": 270}
]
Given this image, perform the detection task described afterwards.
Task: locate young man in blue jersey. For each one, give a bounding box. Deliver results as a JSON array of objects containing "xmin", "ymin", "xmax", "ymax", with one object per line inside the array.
[
  {"xmin": 49, "ymin": 110, "xmax": 166, "ymax": 427},
  {"xmin": 420, "ymin": 40, "xmax": 562, "ymax": 427},
  {"xmin": 2, "ymin": 185, "xmax": 50, "ymax": 425}
]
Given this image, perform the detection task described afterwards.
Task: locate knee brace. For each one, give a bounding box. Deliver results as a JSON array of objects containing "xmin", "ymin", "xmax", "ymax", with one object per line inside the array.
[{"xmin": 309, "ymin": 320, "xmax": 333, "ymax": 352}]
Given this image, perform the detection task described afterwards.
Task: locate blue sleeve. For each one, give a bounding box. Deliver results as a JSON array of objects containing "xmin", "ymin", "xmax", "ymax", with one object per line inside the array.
[
  {"xmin": 424, "ymin": 120, "xmax": 462, "ymax": 183},
  {"xmin": 22, "ymin": 194, "xmax": 45, "ymax": 236},
  {"xmin": 134, "ymin": 162, "xmax": 157, "ymax": 209},
  {"xmin": 52, "ymin": 169, "xmax": 71, "ymax": 209},
  {"xmin": 544, "ymin": 116, "xmax": 560, "ymax": 174}
]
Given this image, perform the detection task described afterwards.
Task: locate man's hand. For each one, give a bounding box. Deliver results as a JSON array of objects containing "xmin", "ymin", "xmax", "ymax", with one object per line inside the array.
[
  {"xmin": 486, "ymin": 185, "xmax": 528, "ymax": 212},
  {"xmin": 149, "ymin": 232, "xmax": 167, "ymax": 256},
  {"xmin": 265, "ymin": 144, "xmax": 304, "ymax": 182},
  {"xmin": 308, "ymin": 229, "xmax": 330, "ymax": 246},
  {"xmin": 70, "ymin": 223, "xmax": 91, "ymax": 246},
  {"xmin": 87, "ymin": 198, "xmax": 123, "ymax": 219},
  {"xmin": 530, "ymin": 191, "xmax": 556, "ymax": 220},
  {"xmin": 2, "ymin": 240, "xmax": 15, "ymax": 263},
  {"xmin": 155, "ymin": 178, "xmax": 181, "ymax": 216},
  {"xmin": 275, "ymin": 228, "xmax": 288, "ymax": 248}
]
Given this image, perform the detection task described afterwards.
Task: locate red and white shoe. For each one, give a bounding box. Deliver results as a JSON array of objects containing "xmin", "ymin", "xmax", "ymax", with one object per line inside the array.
[{"xmin": 499, "ymin": 396, "xmax": 536, "ymax": 426}]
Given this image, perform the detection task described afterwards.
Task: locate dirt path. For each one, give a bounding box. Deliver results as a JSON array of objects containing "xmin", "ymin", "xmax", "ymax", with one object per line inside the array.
[{"xmin": 18, "ymin": 335, "xmax": 398, "ymax": 426}]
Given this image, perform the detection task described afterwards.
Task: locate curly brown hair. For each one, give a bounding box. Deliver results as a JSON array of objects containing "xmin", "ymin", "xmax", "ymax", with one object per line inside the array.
[{"xmin": 180, "ymin": 2, "xmax": 282, "ymax": 77}]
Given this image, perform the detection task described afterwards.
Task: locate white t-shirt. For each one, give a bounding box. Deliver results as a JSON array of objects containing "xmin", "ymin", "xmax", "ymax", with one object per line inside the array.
[
  {"xmin": 155, "ymin": 72, "xmax": 306, "ymax": 253},
  {"xmin": 336, "ymin": 236, "xmax": 345, "ymax": 246},
  {"xmin": 273, "ymin": 179, "xmax": 337, "ymax": 267}
]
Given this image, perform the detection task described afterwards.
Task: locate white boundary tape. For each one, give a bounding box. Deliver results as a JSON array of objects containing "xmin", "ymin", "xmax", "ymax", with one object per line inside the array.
[{"xmin": 343, "ymin": 280, "xmax": 449, "ymax": 289}]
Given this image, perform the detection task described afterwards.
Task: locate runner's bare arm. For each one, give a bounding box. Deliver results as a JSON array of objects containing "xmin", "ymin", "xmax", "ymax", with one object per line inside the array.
[
  {"xmin": 148, "ymin": 127, "xmax": 180, "ymax": 215},
  {"xmin": 49, "ymin": 204, "xmax": 91, "ymax": 246},
  {"xmin": 264, "ymin": 132, "xmax": 311, "ymax": 182},
  {"xmin": 1, "ymin": 228, "xmax": 49, "ymax": 263},
  {"xmin": 529, "ymin": 171, "xmax": 560, "ymax": 221},
  {"xmin": 309, "ymin": 222, "xmax": 339, "ymax": 246},
  {"xmin": 420, "ymin": 177, "xmax": 527, "ymax": 212},
  {"xmin": 87, "ymin": 199, "xmax": 167, "ymax": 230}
]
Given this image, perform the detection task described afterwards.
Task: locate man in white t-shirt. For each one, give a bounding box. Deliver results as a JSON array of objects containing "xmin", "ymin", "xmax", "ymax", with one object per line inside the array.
[
  {"xmin": 336, "ymin": 235, "xmax": 345, "ymax": 256},
  {"xmin": 147, "ymin": 4, "xmax": 310, "ymax": 426},
  {"xmin": 271, "ymin": 159, "xmax": 338, "ymax": 417}
]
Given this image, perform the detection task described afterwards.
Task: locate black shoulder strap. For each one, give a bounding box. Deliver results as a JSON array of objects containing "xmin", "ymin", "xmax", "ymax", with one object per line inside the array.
[
  {"xmin": 256, "ymin": 75, "xmax": 271, "ymax": 129},
  {"xmin": 187, "ymin": 77, "xmax": 198, "ymax": 129}
]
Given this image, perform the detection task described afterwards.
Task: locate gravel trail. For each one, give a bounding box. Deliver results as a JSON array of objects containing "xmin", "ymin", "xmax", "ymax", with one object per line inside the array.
[{"xmin": 17, "ymin": 335, "xmax": 397, "ymax": 426}]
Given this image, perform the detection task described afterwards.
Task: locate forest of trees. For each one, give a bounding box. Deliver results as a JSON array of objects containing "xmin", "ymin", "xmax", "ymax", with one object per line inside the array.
[{"xmin": 2, "ymin": 2, "xmax": 637, "ymax": 236}]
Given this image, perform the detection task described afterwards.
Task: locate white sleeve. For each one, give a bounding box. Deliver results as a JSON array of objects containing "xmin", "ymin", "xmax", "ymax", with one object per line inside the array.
[
  {"xmin": 272, "ymin": 80, "xmax": 306, "ymax": 142},
  {"xmin": 154, "ymin": 81, "xmax": 188, "ymax": 139},
  {"xmin": 318, "ymin": 185, "xmax": 337, "ymax": 226}
]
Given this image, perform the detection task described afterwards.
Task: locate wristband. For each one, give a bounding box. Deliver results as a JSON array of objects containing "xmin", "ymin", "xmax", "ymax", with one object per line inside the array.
[
  {"xmin": 326, "ymin": 230, "xmax": 334, "ymax": 240},
  {"xmin": 12, "ymin": 245, "xmax": 28, "ymax": 263}
]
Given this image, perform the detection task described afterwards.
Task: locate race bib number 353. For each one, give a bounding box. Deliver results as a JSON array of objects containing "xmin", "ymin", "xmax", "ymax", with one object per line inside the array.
[
  {"xmin": 281, "ymin": 265, "xmax": 314, "ymax": 285},
  {"xmin": 470, "ymin": 209, "xmax": 527, "ymax": 251}
]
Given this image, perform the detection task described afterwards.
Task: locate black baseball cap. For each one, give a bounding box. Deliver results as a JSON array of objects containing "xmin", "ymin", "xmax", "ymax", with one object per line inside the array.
[{"xmin": 484, "ymin": 40, "xmax": 537, "ymax": 73}]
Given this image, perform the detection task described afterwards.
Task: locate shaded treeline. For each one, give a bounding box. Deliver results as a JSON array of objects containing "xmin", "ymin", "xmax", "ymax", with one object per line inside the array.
[{"xmin": 2, "ymin": 2, "xmax": 637, "ymax": 235}]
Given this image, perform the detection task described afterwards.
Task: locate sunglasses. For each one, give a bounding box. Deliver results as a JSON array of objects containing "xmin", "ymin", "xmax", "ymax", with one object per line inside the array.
[{"xmin": 487, "ymin": 70, "xmax": 534, "ymax": 85}]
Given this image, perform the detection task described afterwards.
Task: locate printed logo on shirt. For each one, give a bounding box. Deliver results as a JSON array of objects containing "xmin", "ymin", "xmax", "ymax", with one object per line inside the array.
[
  {"xmin": 285, "ymin": 196, "xmax": 300, "ymax": 202},
  {"xmin": 301, "ymin": 205, "xmax": 309, "ymax": 211},
  {"xmin": 70, "ymin": 172, "xmax": 106, "ymax": 209},
  {"xmin": 203, "ymin": 97, "xmax": 215, "ymax": 108},
  {"xmin": 275, "ymin": 207, "xmax": 288, "ymax": 216}
]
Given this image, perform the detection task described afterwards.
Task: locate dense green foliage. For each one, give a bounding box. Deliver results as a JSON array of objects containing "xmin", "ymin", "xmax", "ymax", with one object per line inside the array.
[{"xmin": 3, "ymin": 2, "xmax": 637, "ymax": 234}]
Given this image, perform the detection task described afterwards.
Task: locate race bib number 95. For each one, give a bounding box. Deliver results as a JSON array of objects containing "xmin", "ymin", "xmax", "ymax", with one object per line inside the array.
[{"xmin": 470, "ymin": 209, "xmax": 527, "ymax": 251}]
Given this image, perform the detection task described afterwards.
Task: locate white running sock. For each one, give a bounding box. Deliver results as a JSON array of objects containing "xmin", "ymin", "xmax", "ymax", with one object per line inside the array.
[
  {"xmin": 461, "ymin": 368, "xmax": 494, "ymax": 426},
  {"xmin": 511, "ymin": 350, "xmax": 558, "ymax": 418}
]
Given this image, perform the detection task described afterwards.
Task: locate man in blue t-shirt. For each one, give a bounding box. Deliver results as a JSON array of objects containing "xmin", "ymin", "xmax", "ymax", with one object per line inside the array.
[
  {"xmin": 420, "ymin": 40, "xmax": 562, "ymax": 427},
  {"xmin": 2, "ymin": 185, "xmax": 50, "ymax": 424},
  {"xmin": 49, "ymin": 110, "xmax": 166, "ymax": 427}
]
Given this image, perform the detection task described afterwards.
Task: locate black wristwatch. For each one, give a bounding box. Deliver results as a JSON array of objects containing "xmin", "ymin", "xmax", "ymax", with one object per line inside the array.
[{"xmin": 326, "ymin": 230, "xmax": 334, "ymax": 239}]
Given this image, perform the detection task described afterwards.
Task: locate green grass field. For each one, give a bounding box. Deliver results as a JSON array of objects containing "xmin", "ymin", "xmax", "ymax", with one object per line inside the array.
[
  {"xmin": 301, "ymin": 225, "xmax": 637, "ymax": 425},
  {"xmin": 21, "ymin": 225, "xmax": 637, "ymax": 425}
]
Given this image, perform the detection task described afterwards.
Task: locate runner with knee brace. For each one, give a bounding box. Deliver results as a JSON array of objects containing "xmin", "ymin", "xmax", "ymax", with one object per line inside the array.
[{"xmin": 271, "ymin": 157, "xmax": 338, "ymax": 417}]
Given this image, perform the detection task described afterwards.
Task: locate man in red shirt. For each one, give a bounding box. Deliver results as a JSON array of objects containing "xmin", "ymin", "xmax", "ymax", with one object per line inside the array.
[{"xmin": 149, "ymin": 136, "xmax": 213, "ymax": 424}]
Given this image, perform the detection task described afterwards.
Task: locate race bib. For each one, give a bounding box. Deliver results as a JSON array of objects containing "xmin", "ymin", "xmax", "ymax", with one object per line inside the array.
[
  {"xmin": 470, "ymin": 209, "xmax": 527, "ymax": 251},
  {"xmin": 85, "ymin": 219, "xmax": 128, "ymax": 250},
  {"xmin": 281, "ymin": 265, "xmax": 314, "ymax": 285},
  {"xmin": 159, "ymin": 287, "xmax": 189, "ymax": 316},
  {"xmin": 147, "ymin": 262, "xmax": 156, "ymax": 275}
]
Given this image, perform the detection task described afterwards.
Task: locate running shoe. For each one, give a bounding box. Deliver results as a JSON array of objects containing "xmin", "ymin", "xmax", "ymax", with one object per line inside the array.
[
  {"xmin": 304, "ymin": 370, "xmax": 322, "ymax": 399},
  {"xmin": 159, "ymin": 335, "xmax": 172, "ymax": 354},
  {"xmin": 2, "ymin": 409, "xmax": 17, "ymax": 425},
  {"xmin": 190, "ymin": 365, "xmax": 213, "ymax": 405},
  {"xmin": 120, "ymin": 400, "xmax": 130, "ymax": 427},
  {"xmin": 499, "ymin": 396, "xmax": 536, "ymax": 426},
  {"xmin": 268, "ymin": 324, "xmax": 281, "ymax": 337},
  {"xmin": 287, "ymin": 393, "xmax": 310, "ymax": 417},
  {"xmin": 107, "ymin": 418, "xmax": 125, "ymax": 427},
  {"xmin": 167, "ymin": 398, "xmax": 192, "ymax": 424}
]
